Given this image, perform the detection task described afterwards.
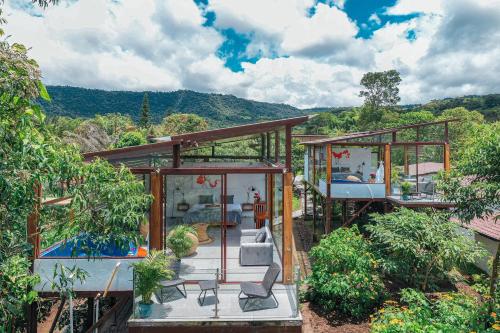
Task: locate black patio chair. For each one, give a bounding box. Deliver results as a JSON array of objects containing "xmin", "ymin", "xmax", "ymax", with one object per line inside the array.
[{"xmin": 238, "ymin": 262, "xmax": 281, "ymax": 312}]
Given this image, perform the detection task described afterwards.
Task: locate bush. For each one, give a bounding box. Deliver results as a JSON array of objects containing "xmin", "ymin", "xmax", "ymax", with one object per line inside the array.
[
  {"xmin": 307, "ymin": 226, "xmax": 385, "ymax": 319},
  {"xmin": 371, "ymin": 289, "xmax": 494, "ymax": 332},
  {"xmin": 114, "ymin": 130, "xmax": 147, "ymax": 148},
  {"xmin": 166, "ymin": 225, "xmax": 197, "ymax": 259},
  {"xmin": 367, "ymin": 208, "xmax": 486, "ymax": 291}
]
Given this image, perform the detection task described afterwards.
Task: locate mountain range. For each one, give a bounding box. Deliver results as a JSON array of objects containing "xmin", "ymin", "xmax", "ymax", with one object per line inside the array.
[{"xmin": 40, "ymin": 86, "xmax": 499, "ymax": 126}]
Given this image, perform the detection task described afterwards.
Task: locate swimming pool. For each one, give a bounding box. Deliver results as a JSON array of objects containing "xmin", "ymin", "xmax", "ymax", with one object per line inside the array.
[{"xmin": 40, "ymin": 235, "xmax": 140, "ymax": 258}]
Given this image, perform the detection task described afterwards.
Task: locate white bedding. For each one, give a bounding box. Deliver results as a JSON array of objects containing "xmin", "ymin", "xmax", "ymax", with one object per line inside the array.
[{"xmin": 188, "ymin": 203, "xmax": 243, "ymax": 213}]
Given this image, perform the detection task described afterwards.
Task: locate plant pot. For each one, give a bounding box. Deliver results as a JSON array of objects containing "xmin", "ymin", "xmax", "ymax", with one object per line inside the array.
[
  {"xmin": 137, "ymin": 302, "xmax": 152, "ymax": 318},
  {"xmin": 402, "ymin": 194, "xmax": 410, "ymax": 201},
  {"xmin": 185, "ymin": 232, "xmax": 199, "ymax": 256},
  {"xmin": 170, "ymin": 258, "xmax": 181, "ymax": 278}
]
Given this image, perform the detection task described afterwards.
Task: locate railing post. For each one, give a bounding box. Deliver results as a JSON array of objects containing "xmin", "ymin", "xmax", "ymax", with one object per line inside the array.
[
  {"xmin": 214, "ymin": 268, "xmax": 219, "ymax": 319},
  {"xmin": 294, "ymin": 265, "xmax": 300, "ymax": 318}
]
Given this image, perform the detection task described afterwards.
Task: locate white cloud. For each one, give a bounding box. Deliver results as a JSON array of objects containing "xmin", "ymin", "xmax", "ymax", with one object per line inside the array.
[{"xmin": 2, "ymin": 0, "xmax": 500, "ymax": 109}]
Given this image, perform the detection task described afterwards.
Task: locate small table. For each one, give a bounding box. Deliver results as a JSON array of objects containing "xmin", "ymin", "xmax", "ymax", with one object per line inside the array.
[
  {"xmin": 159, "ymin": 279, "xmax": 186, "ymax": 303},
  {"xmin": 197, "ymin": 280, "xmax": 219, "ymax": 306},
  {"xmin": 194, "ymin": 223, "xmax": 213, "ymax": 245}
]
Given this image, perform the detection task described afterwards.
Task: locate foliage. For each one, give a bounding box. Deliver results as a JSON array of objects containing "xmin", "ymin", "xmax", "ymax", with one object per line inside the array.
[
  {"xmin": 371, "ymin": 289, "xmax": 492, "ymax": 332},
  {"xmin": 139, "ymin": 92, "xmax": 150, "ymax": 128},
  {"xmin": 132, "ymin": 250, "xmax": 174, "ymax": 304},
  {"xmin": 0, "ymin": 255, "xmax": 40, "ymax": 331},
  {"xmin": 114, "ymin": 130, "xmax": 147, "ymax": 148},
  {"xmin": 438, "ymin": 122, "xmax": 499, "ymax": 223},
  {"xmin": 358, "ymin": 70, "xmax": 401, "ymax": 130},
  {"xmin": 50, "ymin": 263, "xmax": 88, "ymax": 298},
  {"xmin": 93, "ymin": 113, "xmax": 134, "ymax": 136},
  {"xmin": 166, "ymin": 225, "xmax": 197, "ymax": 259},
  {"xmin": 291, "ymin": 138, "xmax": 305, "ymax": 175},
  {"xmin": 159, "ymin": 113, "xmax": 208, "ymax": 135},
  {"xmin": 307, "ymin": 226, "xmax": 386, "ymax": 319},
  {"xmin": 367, "ymin": 208, "xmax": 486, "ymax": 291},
  {"xmin": 400, "ymin": 181, "xmax": 412, "ymax": 195},
  {"xmin": 61, "ymin": 159, "xmax": 153, "ymax": 256},
  {"xmin": 39, "ymin": 86, "xmax": 309, "ymax": 127}
]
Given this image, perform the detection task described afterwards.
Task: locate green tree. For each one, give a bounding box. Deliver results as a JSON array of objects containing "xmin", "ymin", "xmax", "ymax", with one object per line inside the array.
[
  {"xmin": 358, "ymin": 70, "xmax": 402, "ymax": 129},
  {"xmin": 367, "ymin": 208, "xmax": 486, "ymax": 291},
  {"xmin": 139, "ymin": 92, "xmax": 150, "ymax": 128},
  {"xmin": 115, "ymin": 130, "xmax": 147, "ymax": 148},
  {"xmin": 438, "ymin": 122, "xmax": 500, "ymax": 307},
  {"xmin": 159, "ymin": 113, "xmax": 208, "ymax": 135}
]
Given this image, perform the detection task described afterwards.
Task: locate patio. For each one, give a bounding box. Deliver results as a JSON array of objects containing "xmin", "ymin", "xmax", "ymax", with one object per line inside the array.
[{"xmin": 128, "ymin": 283, "xmax": 301, "ymax": 331}]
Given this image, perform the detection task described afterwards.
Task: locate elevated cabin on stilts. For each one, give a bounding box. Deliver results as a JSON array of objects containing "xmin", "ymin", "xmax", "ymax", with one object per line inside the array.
[{"xmin": 301, "ymin": 119, "xmax": 457, "ymax": 238}]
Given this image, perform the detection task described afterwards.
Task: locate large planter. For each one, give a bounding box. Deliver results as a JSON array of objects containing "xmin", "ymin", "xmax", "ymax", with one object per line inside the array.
[
  {"xmin": 137, "ymin": 302, "xmax": 152, "ymax": 318},
  {"xmin": 402, "ymin": 193, "xmax": 410, "ymax": 201}
]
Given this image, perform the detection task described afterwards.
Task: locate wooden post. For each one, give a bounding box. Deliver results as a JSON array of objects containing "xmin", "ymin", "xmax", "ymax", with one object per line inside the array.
[
  {"xmin": 267, "ymin": 174, "xmax": 274, "ymax": 231},
  {"xmin": 443, "ymin": 143, "xmax": 450, "ymax": 172},
  {"xmin": 444, "ymin": 121, "xmax": 449, "ymax": 143},
  {"xmin": 325, "ymin": 198, "xmax": 332, "ymax": 234},
  {"xmin": 86, "ymin": 297, "xmax": 94, "ymax": 329},
  {"xmin": 285, "ymin": 125, "xmax": 292, "ymax": 171},
  {"xmin": 274, "ymin": 130, "xmax": 280, "ymax": 163},
  {"xmin": 266, "ymin": 132, "xmax": 271, "ymax": 160},
  {"xmin": 325, "ymin": 144, "xmax": 332, "ymax": 233},
  {"xmin": 312, "ymin": 190, "xmax": 317, "ymax": 239},
  {"xmin": 303, "ymin": 186, "xmax": 307, "ymax": 217},
  {"xmin": 173, "ymin": 144, "xmax": 181, "ymax": 168},
  {"xmin": 27, "ymin": 182, "xmax": 42, "ymax": 259},
  {"xmin": 384, "ymin": 144, "xmax": 391, "ymax": 196},
  {"xmin": 149, "ymin": 172, "xmax": 162, "ymax": 250},
  {"xmin": 283, "ymin": 172, "xmax": 293, "ymax": 284}
]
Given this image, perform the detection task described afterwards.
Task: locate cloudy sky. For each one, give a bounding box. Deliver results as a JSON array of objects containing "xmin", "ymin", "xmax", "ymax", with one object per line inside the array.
[{"xmin": 3, "ymin": 0, "xmax": 500, "ymax": 108}]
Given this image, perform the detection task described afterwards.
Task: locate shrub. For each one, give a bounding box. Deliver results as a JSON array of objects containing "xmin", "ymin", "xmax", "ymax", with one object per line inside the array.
[
  {"xmin": 114, "ymin": 130, "xmax": 147, "ymax": 148},
  {"xmin": 307, "ymin": 226, "xmax": 385, "ymax": 319},
  {"xmin": 166, "ymin": 225, "xmax": 197, "ymax": 259},
  {"xmin": 371, "ymin": 289, "xmax": 493, "ymax": 332},
  {"xmin": 367, "ymin": 208, "xmax": 486, "ymax": 291}
]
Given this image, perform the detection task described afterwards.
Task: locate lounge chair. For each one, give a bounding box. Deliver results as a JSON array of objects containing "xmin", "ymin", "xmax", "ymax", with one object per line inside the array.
[{"xmin": 238, "ymin": 262, "xmax": 280, "ymax": 311}]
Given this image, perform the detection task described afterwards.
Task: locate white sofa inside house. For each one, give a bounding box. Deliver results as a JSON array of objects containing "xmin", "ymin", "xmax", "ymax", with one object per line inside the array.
[{"xmin": 239, "ymin": 226, "xmax": 273, "ymax": 266}]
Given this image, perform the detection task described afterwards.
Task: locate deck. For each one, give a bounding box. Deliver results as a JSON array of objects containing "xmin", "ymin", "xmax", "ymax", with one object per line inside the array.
[
  {"xmin": 128, "ymin": 283, "xmax": 301, "ymax": 333},
  {"xmin": 387, "ymin": 195, "xmax": 454, "ymax": 208}
]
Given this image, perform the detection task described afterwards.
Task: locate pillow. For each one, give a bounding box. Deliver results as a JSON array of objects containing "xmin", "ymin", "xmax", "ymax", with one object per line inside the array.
[
  {"xmin": 346, "ymin": 175, "xmax": 362, "ymax": 182},
  {"xmin": 255, "ymin": 227, "xmax": 267, "ymax": 243},
  {"xmin": 199, "ymin": 195, "xmax": 214, "ymax": 204},
  {"xmin": 224, "ymin": 195, "xmax": 234, "ymax": 204}
]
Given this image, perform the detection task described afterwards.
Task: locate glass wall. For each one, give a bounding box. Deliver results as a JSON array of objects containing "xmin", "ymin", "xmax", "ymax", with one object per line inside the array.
[{"xmin": 273, "ymin": 174, "xmax": 283, "ymax": 259}]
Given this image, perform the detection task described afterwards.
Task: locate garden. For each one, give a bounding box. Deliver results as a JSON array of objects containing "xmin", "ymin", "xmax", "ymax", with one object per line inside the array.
[{"xmin": 301, "ymin": 208, "xmax": 499, "ymax": 332}]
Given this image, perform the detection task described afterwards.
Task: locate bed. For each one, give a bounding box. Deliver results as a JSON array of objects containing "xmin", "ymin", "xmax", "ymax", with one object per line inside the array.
[{"xmin": 182, "ymin": 203, "xmax": 243, "ymax": 225}]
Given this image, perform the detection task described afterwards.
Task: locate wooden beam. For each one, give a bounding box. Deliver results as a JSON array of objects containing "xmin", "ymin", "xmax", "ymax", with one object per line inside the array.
[
  {"xmin": 326, "ymin": 144, "xmax": 332, "ymax": 197},
  {"xmin": 444, "ymin": 121, "xmax": 449, "ymax": 143},
  {"xmin": 274, "ymin": 130, "xmax": 280, "ymax": 163},
  {"xmin": 173, "ymin": 144, "xmax": 181, "ymax": 168},
  {"xmin": 267, "ymin": 174, "xmax": 274, "ymax": 231},
  {"xmin": 150, "ymin": 172, "xmax": 162, "ymax": 250},
  {"xmin": 384, "ymin": 144, "xmax": 391, "ymax": 196},
  {"xmin": 282, "ymin": 172, "xmax": 293, "ymax": 284},
  {"xmin": 285, "ymin": 125, "xmax": 292, "ymax": 171},
  {"xmin": 325, "ymin": 198, "xmax": 332, "ymax": 234},
  {"xmin": 444, "ymin": 143, "xmax": 451, "ymax": 172}
]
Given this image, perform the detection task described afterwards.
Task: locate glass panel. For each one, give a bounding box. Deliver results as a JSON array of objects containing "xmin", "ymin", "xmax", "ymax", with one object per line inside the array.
[
  {"xmin": 164, "ymin": 175, "xmax": 222, "ymax": 281},
  {"xmin": 273, "ymin": 174, "xmax": 283, "ymax": 259}
]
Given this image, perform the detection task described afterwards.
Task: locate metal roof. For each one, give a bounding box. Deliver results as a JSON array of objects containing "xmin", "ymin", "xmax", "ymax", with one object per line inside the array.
[
  {"xmin": 83, "ymin": 116, "xmax": 310, "ymax": 161},
  {"xmin": 302, "ymin": 119, "xmax": 459, "ymax": 145}
]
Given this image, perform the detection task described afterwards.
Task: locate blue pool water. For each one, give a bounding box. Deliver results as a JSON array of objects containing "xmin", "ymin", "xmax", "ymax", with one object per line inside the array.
[{"xmin": 41, "ymin": 235, "xmax": 138, "ymax": 257}]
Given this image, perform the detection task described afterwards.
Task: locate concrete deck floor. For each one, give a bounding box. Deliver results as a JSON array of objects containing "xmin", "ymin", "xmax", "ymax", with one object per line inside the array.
[
  {"xmin": 177, "ymin": 218, "xmax": 283, "ymax": 282},
  {"xmin": 129, "ymin": 283, "xmax": 300, "ymax": 323}
]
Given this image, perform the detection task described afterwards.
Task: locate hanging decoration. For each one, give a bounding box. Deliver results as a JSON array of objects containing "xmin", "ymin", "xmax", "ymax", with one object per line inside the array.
[
  {"xmin": 332, "ymin": 149, "xmax": 351, "ymax": 160},
  {"xmin": 196, "ymin": 175, "xmax": 219, "ymax": 188}
]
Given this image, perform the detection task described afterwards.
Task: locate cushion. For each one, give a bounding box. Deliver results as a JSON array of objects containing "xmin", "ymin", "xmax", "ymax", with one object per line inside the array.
[
  {"xmin": 224, "ymin": 195, "xmax": 234, "ymax": 204},
  {"xmin": 199, "ymin": 195, "xmax": 213, "ymax": 204},
  {"xmin": 255, "ymin": 228, "xmax": 267, "ymax": 243},
  {"xmin": 346, "ymin": 175, "xmax": 362, "ymax": 182},
  {"xmin": 241, "ymin": 236, "xmax": 256, "ymax": 244}
]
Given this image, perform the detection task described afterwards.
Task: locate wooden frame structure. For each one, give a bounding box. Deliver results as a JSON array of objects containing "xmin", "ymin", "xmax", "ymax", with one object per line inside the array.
[{"xmin": 301, "ymin": 119, "xmax": 457, "ymax": 234}]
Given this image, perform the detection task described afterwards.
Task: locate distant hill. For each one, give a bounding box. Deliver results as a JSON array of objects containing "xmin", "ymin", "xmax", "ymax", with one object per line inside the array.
[
  {"xmin": 40, "ymin": 86, "xmax": 499, "ymax": 126},
  {"xmin": 40, "ymin": 86, "xmax": 308, "ymax": 127}
]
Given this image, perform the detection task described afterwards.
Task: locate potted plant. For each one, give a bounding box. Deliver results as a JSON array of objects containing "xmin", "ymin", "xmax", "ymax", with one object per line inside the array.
[
  {"xmin": 131, "ymin": 250, "xmax": 174, "ymax": 318},
  {"xmin": 400, "ymin": 181, "xmax": 412, "ymax": 200},
  {"xmin": 166, "ymin": 225, "xmax": 198, "ymax": 259}
]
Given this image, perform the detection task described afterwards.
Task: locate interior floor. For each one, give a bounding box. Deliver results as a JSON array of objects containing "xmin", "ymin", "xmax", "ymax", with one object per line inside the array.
[{"xmin": 165, "ymin": 217, "xmax": 283, "ymax": 282}]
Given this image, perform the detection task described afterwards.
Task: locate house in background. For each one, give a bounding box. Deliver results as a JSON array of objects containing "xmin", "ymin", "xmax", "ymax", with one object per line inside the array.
[
  {"xmin": 301, "ymin": 119, "xmax": 457, "ymax": 234},
  {"xmin": 29, "ymin": 116, "xmax": 309, "ymax": 333}
]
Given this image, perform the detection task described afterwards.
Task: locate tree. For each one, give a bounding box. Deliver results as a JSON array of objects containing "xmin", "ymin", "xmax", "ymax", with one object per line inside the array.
[
  {"xmin": 139, "ymin": 92, "xmax": 151, "ymax": 128},
  {"xmin": 438, "ymin": 122, "xmax": 500, "ymax": 307},
  {"xmin": 367, "ymin": 208, "xmax": 486, "ymax": 291},
  {"xmin": 115, "ymin": 131, "xmax": 147, "ymax": 148},
  {"xmin": 358, "ymin": 70, "xmax": 402, "ymax": 129},
  {"xmin": 159, "ymin": 113, "xmax": 208, "ymax": 135}
]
